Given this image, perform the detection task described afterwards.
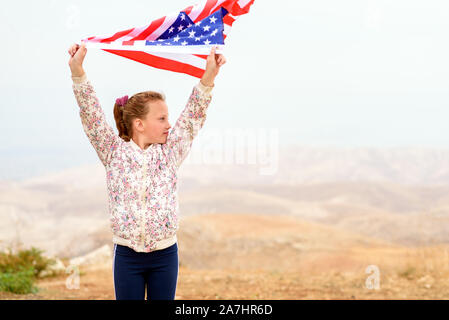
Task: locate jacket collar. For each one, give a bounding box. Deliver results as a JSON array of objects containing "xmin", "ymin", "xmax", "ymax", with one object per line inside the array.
[{"xmin": 129, "ymin": 138, "xmax": 154, "ymax": 154}]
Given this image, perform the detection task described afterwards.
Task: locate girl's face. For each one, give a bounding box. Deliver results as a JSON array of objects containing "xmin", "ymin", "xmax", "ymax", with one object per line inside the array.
[{"xmin": 133, "ymin": 99, "xmax": 171, "ymax": 145}]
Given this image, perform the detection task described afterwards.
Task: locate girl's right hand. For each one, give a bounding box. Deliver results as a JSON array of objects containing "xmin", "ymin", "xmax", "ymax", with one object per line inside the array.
[{"xmin": 68, "ymin": 42, "xmax": 87, "ymax": 77}]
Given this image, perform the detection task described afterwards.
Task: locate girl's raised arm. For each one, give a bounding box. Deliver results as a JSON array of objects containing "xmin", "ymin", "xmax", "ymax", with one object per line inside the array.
[
  {"xmin": 163, "ymin": 47, "xmax": 226, "ymax": 168},
  {"xmin": 69, "ymin": 43, "xmax": 120, "ymax": 167},
  {"xmin": 164, "ymin": 81, "xmax": 214, "ymax": 168}
]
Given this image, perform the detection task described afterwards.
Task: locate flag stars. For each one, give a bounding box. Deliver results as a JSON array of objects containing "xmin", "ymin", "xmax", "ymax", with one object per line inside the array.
[{"xmin": 154, "ymin": 10, "xmax": 224, "ymax": 48}]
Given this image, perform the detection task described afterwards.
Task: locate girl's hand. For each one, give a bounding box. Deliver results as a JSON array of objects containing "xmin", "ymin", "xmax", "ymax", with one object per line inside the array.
[
  {"xmin": 200, "ymin": 46, "xmax": 226, "ymax": 87},
  {"xmin": 68, "ymin": 42, "xmax": 87, "ymax": 77}
]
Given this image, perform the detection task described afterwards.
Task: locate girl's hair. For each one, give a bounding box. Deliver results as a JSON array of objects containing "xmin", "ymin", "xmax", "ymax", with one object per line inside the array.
[{"xmin": 113, "ymin": 91, "xmax": 166, "ymax": 141}]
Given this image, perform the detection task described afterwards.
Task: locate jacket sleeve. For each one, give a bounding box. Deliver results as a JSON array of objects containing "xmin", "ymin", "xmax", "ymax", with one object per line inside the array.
[
  {"xmin": 164, "ymin": 81, "xmax": 213, "ymax": 169},
  {"xmin": 72, "ymin": 73, "xmax": 120, "ymax": 167}
]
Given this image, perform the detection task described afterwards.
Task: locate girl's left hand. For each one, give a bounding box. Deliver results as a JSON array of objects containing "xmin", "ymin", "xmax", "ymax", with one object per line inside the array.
[{"xmin": 201, "ymin": 46, "xmax": 226, "ymax": 87}]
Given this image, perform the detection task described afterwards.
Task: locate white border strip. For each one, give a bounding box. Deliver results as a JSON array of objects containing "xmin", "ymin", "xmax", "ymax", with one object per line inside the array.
[
  {"xmin": 85, "ymin": 41, "xmax": 225, "ymax": 55},
  {"xmin": 112, "ymin": 243, "xmax": 117, "ymax": 300}
]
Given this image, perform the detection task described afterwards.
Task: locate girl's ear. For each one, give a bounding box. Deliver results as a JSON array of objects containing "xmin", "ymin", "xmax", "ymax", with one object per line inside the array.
[{"xmin": 134, "ymin": 118, "xmax": 144, "ymax": 132}]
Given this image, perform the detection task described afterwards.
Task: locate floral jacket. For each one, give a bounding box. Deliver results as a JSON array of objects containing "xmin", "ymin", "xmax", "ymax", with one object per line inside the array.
[{"xmin": 72, "ymin": 73, "xmax": 213, "ymax": 252}]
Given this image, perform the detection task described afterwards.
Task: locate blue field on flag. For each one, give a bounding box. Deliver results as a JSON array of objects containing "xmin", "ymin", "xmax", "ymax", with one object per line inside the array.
[{"xmin": 146, "ymin": 8, "xmax": 227, "ymax": 48}]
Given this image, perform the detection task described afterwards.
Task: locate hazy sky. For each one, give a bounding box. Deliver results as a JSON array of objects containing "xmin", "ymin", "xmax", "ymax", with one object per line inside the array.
[{"xmin": 1, "ymin": 0, "xmax": 448, "ymax": 180}]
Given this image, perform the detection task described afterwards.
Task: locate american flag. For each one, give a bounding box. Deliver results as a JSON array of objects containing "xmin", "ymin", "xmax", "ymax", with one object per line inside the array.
[{"xmin": 82, "ymin": 0, "xmax": 255, "ymax": 78}]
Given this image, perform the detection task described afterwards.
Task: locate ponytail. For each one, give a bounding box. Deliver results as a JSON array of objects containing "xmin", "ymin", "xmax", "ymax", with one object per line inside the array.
[{"xmin": 113, "ymin": 102, "xmax": 131, "ymax": 141}]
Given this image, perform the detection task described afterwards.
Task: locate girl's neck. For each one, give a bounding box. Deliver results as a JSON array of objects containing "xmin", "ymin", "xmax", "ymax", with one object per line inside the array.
[{"xmin": 131, "ymin": 136, "xmax": 152, "ymax": 150}]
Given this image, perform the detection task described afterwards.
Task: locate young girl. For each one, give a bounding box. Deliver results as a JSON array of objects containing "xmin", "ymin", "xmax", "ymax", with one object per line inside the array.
[{"xmin": 67, "ymin": 42, "xmax": 226, "ymax": 300}]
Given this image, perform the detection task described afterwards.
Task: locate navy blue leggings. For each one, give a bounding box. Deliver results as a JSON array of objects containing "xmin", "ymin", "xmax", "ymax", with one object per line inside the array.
[{"xmin": 112, "ymin": 242, "xmax": 179, "ymax": 300}]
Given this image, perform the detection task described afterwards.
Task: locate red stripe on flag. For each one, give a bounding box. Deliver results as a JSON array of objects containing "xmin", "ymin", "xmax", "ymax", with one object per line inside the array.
[
  {"xmin": 241, "ymin": 0, "xmax": 255, "ymax": 13},
  {"xmin": 129, "ymin": 16, "xmax": 166, "ymax": 41},
  {"xmin": 222, "ymin": 0, "xmax": 255, "ymax": 16},
  {"xmin": 193, "ymin": 54, "xmax": 208, "ymax": 59},
  {"xmin": 184, "ymin": 5, "xmax": 194, "ymax": 15},
  {"xmin": 193, "ymin": 0, "xmax": 218, "ymax": 23},
  {"xmin": 223, "ymin": 15, "xmax": 235, "ymax": 25},
  {"xmin": 102, "ymin": 49, "xmax": 205, "ymax": 78},
  {"xmin": 100, "ymin": 28, "xmax": 135, "ymax": 43}
]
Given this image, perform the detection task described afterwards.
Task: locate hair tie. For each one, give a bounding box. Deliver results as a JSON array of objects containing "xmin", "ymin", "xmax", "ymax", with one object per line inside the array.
[{"xmin": 116, "ymin": 95, "xmax": 129, "ymax": 107}]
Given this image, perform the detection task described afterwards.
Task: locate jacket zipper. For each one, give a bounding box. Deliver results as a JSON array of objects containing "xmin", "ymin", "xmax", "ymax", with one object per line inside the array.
[{"xmin": 140, "ymin": 160, "xmax": 148, "ymax": 249}]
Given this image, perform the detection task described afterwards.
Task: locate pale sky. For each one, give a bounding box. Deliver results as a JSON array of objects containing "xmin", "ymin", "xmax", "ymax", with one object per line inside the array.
[{"xmin": 1, "ymin": 0, "xmax": 448, "ymax": 180}]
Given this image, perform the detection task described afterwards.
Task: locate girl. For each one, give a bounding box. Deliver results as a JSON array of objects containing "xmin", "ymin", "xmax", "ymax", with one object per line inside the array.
[{"xmin": 67, "ymin": 41, "xmax": 226, "ymax": 300}]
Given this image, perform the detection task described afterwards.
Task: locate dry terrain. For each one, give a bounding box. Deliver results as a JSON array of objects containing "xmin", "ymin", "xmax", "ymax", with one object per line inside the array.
[
  {"xmin": 2, "ymin": 147, "xmax": 449, "ymax": 299},
  {"xmin": 2, "ymin": 213, "xmax": 449, "ymax": 300}
]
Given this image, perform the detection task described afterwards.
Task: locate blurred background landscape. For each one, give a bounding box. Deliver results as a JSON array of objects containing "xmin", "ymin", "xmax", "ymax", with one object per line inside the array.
[
  {"xmin": 2, "ymin": 145, "xmax": 449, "ymax": 299},
  {"xmin": 1, "ymin": 0, "xmax": 449, "ymax": 299}
]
